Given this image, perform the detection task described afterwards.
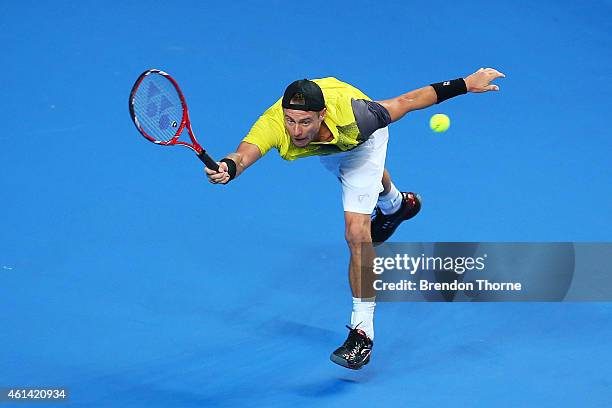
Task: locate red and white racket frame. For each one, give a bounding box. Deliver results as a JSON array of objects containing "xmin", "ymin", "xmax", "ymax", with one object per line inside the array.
[{"xmin": 129, "ymin": 69, "xmax": 219, "ymax": 171}]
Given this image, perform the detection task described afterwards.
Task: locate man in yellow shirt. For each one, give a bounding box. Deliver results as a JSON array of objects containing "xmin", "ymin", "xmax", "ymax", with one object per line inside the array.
[{"xmin": 206, "ymin": 67, "xmax": 505, "ymax": 369}]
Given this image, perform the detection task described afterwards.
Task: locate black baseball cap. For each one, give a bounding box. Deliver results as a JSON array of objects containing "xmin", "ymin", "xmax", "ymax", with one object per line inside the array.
[{"xmin": 282, "ymin": 79, "xmax": 325, "ymax": 111}]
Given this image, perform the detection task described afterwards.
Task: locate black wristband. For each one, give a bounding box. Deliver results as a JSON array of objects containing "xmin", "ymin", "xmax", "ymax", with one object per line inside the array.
[
  {"xmin": 430, "ymin": 78, "xmax": 467, "ymax": 104},
  {"xmin": 220, "ymin": 158, "xmax": 237, "ymax": 181}
]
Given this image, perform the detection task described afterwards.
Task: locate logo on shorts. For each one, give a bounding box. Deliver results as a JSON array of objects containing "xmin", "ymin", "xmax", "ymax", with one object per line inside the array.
[{"xmin": 358, "ymin": 194, "xmax": 370, "ymax": 203}]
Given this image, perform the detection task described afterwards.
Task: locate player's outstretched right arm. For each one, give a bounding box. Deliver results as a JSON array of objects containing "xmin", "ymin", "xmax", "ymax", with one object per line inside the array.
[
  {"xmin": 378, "ymin": 67, "xmax": 506, "ymax": 122},
  {"xmin": 205, "ymin": 141, "xmax": 262, "ymax": 185}
]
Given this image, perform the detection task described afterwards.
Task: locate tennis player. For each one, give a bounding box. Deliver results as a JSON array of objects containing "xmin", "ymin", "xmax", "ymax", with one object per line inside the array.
[{"xmin": 205, "ymin": 68, "xmax": 505, "ymax": 369}]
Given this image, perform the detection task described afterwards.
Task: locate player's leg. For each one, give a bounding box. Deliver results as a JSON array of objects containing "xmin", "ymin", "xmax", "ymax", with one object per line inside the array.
[
  {"xmin": 371, "ymin": 168, "xmax": 422, "ymax": 244},
  {"xmin": 344, "ymin": 212, "xmax": 376, "ymax": 338},
  {"xmin": 381, "ymin": 168, "xmax": 392, "ymax": 195},
  {"xmin": 320, "ymin": 127, "xmax": 389, "ymax": 369},
  {"xmin": 377, "ymin": 168, "xmax": 402, "ymax": 214},
  {"xmin": 344, "ymin": 211, "xmax": 375, "ymax": 300},
  {"xmin": 328, "ymin": 210, "xmax": 375, "ymax": 369}
]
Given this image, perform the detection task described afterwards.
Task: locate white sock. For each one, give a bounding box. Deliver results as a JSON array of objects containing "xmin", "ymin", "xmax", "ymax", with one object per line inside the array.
[
  {"xmin": 350, "ymin": 297, "xmax": 376, "ymax": 340},
  {"xmin": 378, "ymin": 183, "xmax": 402, "ymax": 215}
]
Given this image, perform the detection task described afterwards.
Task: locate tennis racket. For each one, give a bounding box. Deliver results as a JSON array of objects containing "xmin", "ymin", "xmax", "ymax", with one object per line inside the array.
[{"xmin": 129, "ymin": 69, "xmax": 219, "ymax": 171}]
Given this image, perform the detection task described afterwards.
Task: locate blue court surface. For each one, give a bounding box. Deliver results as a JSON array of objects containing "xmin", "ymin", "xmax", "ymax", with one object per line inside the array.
[{"xmin": 1, "ymin": 1, "xmax": 612, "ymax": 406}]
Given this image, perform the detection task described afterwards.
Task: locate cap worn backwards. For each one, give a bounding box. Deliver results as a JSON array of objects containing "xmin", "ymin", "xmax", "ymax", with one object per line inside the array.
[{"xmin": 282, "ymin": 79, "xmax": 325, "ymax": 112}]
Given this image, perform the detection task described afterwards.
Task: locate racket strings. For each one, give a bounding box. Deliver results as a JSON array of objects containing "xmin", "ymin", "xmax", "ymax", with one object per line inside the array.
[{"xmin": 132, "ymin": 73, "xmax": 183, "ymax": 143}]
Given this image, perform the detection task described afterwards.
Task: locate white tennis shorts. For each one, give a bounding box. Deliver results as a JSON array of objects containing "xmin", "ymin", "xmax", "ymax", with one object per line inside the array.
[{"xmin": 319, "ymin": 126, "xmax": 389, "ymax": 214}]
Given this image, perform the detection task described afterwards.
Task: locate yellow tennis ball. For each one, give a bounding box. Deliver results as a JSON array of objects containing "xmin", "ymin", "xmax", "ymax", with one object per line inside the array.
[{"xmin": 430, "ymin": 113, "xmax": 450, "ymax": 132}]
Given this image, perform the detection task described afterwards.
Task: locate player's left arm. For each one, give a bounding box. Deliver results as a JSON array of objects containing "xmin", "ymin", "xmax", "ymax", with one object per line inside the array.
[{"xmin": 377, "ymin": 67, "xmax": 506, "ymax": 122}]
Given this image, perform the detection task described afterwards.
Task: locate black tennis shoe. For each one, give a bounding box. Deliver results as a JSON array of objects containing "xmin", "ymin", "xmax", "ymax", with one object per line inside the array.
[
  {"xmin": 371, "ymin": 192, "xmax": 421, "ymax": 245},
  {"xmin": 330, "ymin": 325, "xmax": 373, "ymax": 370}
]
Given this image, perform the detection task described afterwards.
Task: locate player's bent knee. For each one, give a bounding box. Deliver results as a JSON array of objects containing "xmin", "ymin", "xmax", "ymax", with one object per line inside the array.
[{"xmin": 345, "ymin": 223, "xmax": 372, "ymax": 247}]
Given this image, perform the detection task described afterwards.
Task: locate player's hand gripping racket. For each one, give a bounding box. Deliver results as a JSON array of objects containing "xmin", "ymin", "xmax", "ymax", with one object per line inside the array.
[{"xmin": 129, "ymin": 69, "xmax": 219, "ymax": 171}]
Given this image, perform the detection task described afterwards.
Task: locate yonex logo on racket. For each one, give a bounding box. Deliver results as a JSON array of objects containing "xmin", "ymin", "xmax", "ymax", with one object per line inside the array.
[
  {"xmin": 144, "ymin": 82, "xmax": 176, "ymax": 131},
  {"xmin": 129, "ymin": 68, "xmax": 220, "ymax": 171}
]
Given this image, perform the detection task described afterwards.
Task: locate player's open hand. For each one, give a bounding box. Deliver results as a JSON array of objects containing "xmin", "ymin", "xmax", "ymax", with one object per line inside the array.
[
  {"xmin": 205, "ymin": 161, "xmax": 230, "ymax": 184},
  {"xmin": 464, "ymin": 68, "xmax": 506, "ymax": 93}
]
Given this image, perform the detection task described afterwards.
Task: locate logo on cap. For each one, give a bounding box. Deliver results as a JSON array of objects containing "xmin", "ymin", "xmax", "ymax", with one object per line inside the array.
[{"xmin": 282, "ymin": 79, "xmax": 325, "ymax": 111}]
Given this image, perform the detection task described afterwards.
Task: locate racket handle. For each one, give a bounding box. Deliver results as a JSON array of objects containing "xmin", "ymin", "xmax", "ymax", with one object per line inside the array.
[{"xmin": 197, "ymin": 150, "xmax": 220, "ymax": 172}]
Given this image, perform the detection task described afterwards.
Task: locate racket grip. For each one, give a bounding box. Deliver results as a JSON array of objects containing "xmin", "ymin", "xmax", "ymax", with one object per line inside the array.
[{"xmin": 197, "ymin": 150, "xmax": 220, "ymax": 172}]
